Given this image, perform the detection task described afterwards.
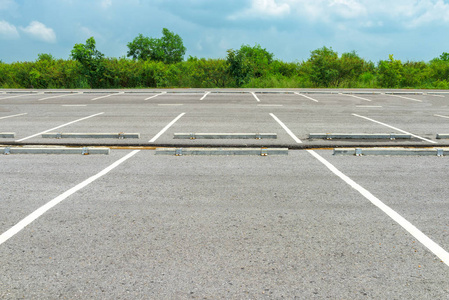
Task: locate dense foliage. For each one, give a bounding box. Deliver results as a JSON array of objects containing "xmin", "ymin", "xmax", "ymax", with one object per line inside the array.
[{"xmin": 1, "ymin": 35, "xmax": 449, "ymax": 89}]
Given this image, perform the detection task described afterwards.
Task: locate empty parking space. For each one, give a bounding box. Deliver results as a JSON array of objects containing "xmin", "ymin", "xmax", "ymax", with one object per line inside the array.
[
  {"xmin": 1, "ymin": 151, "xmax": 448, "ymax": 298},
  {"xmin": 1, "ymin": 88, "xmax": 449, "ymax": 298}
]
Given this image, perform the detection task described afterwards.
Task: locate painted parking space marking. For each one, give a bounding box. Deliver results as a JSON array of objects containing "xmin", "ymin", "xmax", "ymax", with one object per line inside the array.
[
  {"xmin": 91, "ymin": 92, "xmax": 124, "ymax": 101},
  {"xmin": 307, "ymin": 150, "xmax": 449, "ymax": 267},
  {"xmin": 0, "ymin": 93, "xmax": 42, "ymax": 100},
  {"xmin": 272, "ymin": 114, "xmax": 449, "ymax": 267},
  {"xmin": 144, "ymin": 92, "xmax": 167, "ymax": 101},
  {"xmin": 434, "ymin": 114, "xmax": 449, "ymax": 119},
  {"xmin": 38, "ymin": 93, "xmax": 82, "ymax": 101},
  {"xmin": 15, "ymin": 112, "xmax": 104, "ymax": 142},
  {"xmin": 344, "ymin": 94, "xmax": 372, "ymax": 102},
  {"xmin": 251, "ymin": 92, "xmax": 261, "ymax": 102},
  {"xmin": 294, "ymin": 92, "xmax": 319, "ymax": 102},
  {"xmin": 149, "ymin": 113, "xmax": 185, "ymax": 143},
  {"xmin": 200, "ymin": 91, "xmax": 211, "ymax": 100},
  {"xmin": 352, "ymin": 113, "xmax": 437, "ymax": 144},
  {"xmin": 386, "ymin": 94, "xmax": 423, "ymax": 102},
  {"xmin": 270, "ymin": 113, "xmax": 302, "ymax": 144},
  {"xmin": 0, "ymin": 150, "xmax": 141, "ymax": 246},
  {"xmin": 356, "ymin": 105, "xmax": 382, "ymax": 108},
  {"xmin": 0, "ymin": 113, "xmax": 28, "ymax": 120}
]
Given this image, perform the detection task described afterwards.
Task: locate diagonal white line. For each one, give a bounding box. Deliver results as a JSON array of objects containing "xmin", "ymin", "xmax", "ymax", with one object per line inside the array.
[
  {"xmin": 144, "ymin": 92, "xmax": 166, "ymax": 101},
  {"xmin": 16, "ymin": 112, "xmax": 104, "ymax": 142},
  {"xmin": 385, "ymin": 94, "xmax": 422, "ymax": 102},
  {"xmin": 0, "ymin": 113, "xmax": 28, "ymax": 120},
  {"xmin": 91, "ymin": 92, "xmax": 123, "ymax": 101},
  {"xmin": 352, "ymin": 113, "xmax": 437, "ymax": 144},
  {"xmin": 294, "ymin": 92, "xmax": 319, "ymax": 102},
  {"xmin": 270, "ymin": 113, "xmax": 302, "ymax": 144},
  {"xmin": 307, "ymin": 149, "xmax": 449, "ymax": 267},
  {"xmin": 0, "ymin": 94, "xmax": 41, "ymax": 100},
  {"xmin": 0, "ymin": 150, "xmax": 140, "ymax": 246},
  {"xmin": 149, "ymin": 113, "xmax": 185, "ymax": 142},
  {"xmin": 271, "ymin": 112, "xmax": 449, "ymax": 267},
  {"xmin": 38, "ymin": 92, "xmax": 82, "ymax": 101},
  {"xmin": 345, "ymin": 94, "xmax": 372, "ymax": 102},
  {"xmin": 434, "ymin": 114, "xmax": 449, "ymax": 119},
  {"xmin": 251, "ymin": 92, "xmax": 261, "ymax": 102},
  {"xmin": 200, "ymin": 91, "xmax": 211, "ymax": 100}
]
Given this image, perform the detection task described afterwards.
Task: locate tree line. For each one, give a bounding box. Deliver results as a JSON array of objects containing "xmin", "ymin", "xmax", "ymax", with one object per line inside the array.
[{"xmin": 1, "ymin": 28, "xmax": 449, "ymax": 89}]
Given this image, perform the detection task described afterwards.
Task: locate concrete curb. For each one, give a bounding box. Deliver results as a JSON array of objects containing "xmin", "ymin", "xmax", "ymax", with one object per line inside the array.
[
  {"xmin": 174, "ymin": 133, "xmax": 277, "ymax": 140},
  {"xmin": 1, "ymin": 147, "xmax": 110, "ymax": 155},
  {"xmin": 333, "ymin": 147, "xmax": 448, "ymax": 156},
  {"xmin": 385, "ymin": 92, "xmax": 424, "ymax": 95},
  {"xmin": 310, "ymin": 133, "xmax": 411, "ymax": 140},
  {"xmin": 0, "ymin": 133, "xmax": 15, "ymax": 138},
  {"xmin": 156, "ymin": 148, "xmax": 288, "ymax": 156},
  {"xmin": 436, "ymin": 134, "xmax": 449, "ymax": 139},
  {"xmin": 42, "ymin": 133, "xmax": 140, "ymax": 139}
]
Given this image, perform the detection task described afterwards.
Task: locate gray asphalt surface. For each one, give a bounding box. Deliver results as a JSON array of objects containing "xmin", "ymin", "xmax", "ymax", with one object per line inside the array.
[
  {"xmin": 1, "ymin": 89, "xmax": 449, "ymax": 299},
  {"xmin": 1, "ymin": 89, "xmax": 448, "ymax": 147}
]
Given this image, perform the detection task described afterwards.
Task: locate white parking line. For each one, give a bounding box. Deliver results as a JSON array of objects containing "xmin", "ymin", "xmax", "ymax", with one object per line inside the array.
[
  {"xmin": 144, "ymin": 92, "xmax": 167, "ymax": 101},
  {"xmin": 0, "ymin": 93, "xmax": 42, "ymax": 100},
  {"xmin": 251, "ymin": 92, "xmax": 261, "ymax": 102},
  {"xmin": 91, "ymin": 92, "xmax": 124, "ymax": 101},
  {"xmin": 294, "ymin": 92, "xmax": 319, "ymax": 102},
  {"xmin": 270, "ymin": 113, "xmax": 302, "ymax": 144},
  {"xmin": 344, "ymin": 94, "xmax": 372, "ymax": 102},
  {"xmin": 386, "ymin": 94, "xmax": 422, "ymax": 102},
  {"xmin": 38, "ymin": 93, "xmax": 82, "ymax": 101},
  {"xmin": 356, "ymin": 106, "xmax": 382, "ymax": 108},
  {"xmin": 149, "ymin": 113, "xmax": 185, "ymax": 142},
  {"xmin": 434, "ymin": 114, "xmax": 449, "ymax": 119},
  {"xmin": 428, "ymin": 94, "xmax": 445, "ymax": 98},
  {"xmin": 200, "ymin": 91, "xmax": 211, "ymax": 101},
  {"xmin": 307, "ymin": 150, "xmax": 449, "ymax": 267},
  {"xmin": 16, "ymin": 112, "xmax": 104, "ymax": 142},
  {"xmin": 272, "ymin": 114, "xmax": 449, "ymax": 267},
  {"xmin": 0, "ymin": 113, "xmax": 28, "ymax": 120},
  {"xmin": 352, "ymin": 113, "xmax": 437, "ymax": 144},
  {"xmin": 0, "ymin": 150, "xmax": 141, "ymax": 246}
]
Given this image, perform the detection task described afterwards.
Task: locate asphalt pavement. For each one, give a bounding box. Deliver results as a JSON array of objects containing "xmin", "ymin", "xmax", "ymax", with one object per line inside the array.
[{"xmin": 1, "ymin": 89, "xmax": 449, "ymax": 299}]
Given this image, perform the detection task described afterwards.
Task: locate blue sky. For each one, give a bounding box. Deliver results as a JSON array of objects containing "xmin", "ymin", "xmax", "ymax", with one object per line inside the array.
[{"xmin": 1, "ymin": 0, "xmax": 449, "ymax": 63}]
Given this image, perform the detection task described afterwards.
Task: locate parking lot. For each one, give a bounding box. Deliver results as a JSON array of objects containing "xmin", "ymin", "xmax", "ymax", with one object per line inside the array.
[{"xmin": 1, "ymin": 89, "xmax": 449, "ymax": 298}]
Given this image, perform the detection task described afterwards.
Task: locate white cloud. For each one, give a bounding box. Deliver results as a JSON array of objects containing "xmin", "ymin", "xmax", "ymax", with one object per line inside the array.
[
  {"xmin": 0, "ymin": 0, "xmax": 16, "ymax": 10},
  {"xmin": 101, "ymin": 0, "xmax": 112, "ymax": 9},
  {"xmin": 20, "ymin": 21, "xmax": 56, "ymax": 43},
  {"xmin": 229, "ymin": 0, "xmax": 290, "ymax": 19},
  {"xmin": 0, "ymin": 20, "xmax": 19, "ymax": 39}
]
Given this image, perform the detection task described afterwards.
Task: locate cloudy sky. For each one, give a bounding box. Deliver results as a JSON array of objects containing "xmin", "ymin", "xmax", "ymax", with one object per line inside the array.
[{"xmin": 1, "ymin": 0, "xmax": 449, "ymax": 63}]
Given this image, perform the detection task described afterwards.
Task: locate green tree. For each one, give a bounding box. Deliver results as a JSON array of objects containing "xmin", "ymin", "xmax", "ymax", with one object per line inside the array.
[
  {"xmin": 126, "ymin": 33, "xmax": 156, "ymax": 61},
  {"xmin": 127, "ymin": 28, "xmax": 186, "ymax": 64},
  {"xmin": 226, "ymin": 44, "xmax": 274, "ymax": 86},
  {"xmin": 440, "ymin": 52, "xmax": 449, "ymax": 62},
  {"xmin": 37, "ymin": 53, "xmax": 55, "ymax": 62},
  {"xmin": 306, "ymin": 46, "xmax": 340, "ymax": 87},
  {"xmin": 378, "ymin": 54, "xmax": 403, "ymax": 88},
  {"xmin": 70, "ymin": 37, "xmax": 107, "ymax": 88}
]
